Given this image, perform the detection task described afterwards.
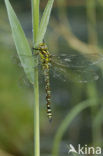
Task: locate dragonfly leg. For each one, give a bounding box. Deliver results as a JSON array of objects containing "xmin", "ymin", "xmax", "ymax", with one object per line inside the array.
[
  {"xmin": 32, "ymin": 47, "xmax": 39, "ymax": 55},
  {"xmin": 32, "ymin": 47, "xmax": 39, "ymax": 50}
]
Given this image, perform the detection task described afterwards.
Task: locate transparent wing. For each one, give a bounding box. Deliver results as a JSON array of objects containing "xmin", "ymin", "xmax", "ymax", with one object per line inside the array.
[
  {"xmin": 50, "ymin": 52, "xmax": 103, "ymax": 82},
  {"xmin": 51, "ymin": 53, "xmax": 103, "ymax": 68},
  {"xmin": 11, "ymin": 53, "xmax": 39, "ymax": 68},
  {"xmin": 11, "ymin": 53, "xmax": 44, "ymax": 86},
  {"xmin": 11, "ymin": 52, "xmax": 103, "ymax": 83}
]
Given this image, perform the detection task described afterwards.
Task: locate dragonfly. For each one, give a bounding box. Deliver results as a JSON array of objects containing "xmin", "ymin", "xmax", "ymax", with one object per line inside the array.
[
  {"xmin": 33, "ymin": 43, "xmax": 53, "ymax": 122},
  {"xmin": 14, "ymin": 43, "xmax": 103, "ymax": 122}
]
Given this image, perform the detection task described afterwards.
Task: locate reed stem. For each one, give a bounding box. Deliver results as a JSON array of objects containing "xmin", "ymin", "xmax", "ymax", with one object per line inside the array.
[{"xmin": 32, "ymin": 0, "xmax": 40, "ymax": 156}]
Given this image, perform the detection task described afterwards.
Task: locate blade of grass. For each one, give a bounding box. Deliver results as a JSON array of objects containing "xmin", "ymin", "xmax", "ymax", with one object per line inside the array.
[
  {"xmin": 86, "ymin": 0, "xmax": 97, "ymax": 45},
  {"xmin": 93, "ymin": 106, "xmax": 103, "ymax": 146},
  {"xmin": 86, "ymin": 83, "xmax": 102, "ymax": 150},
  {"xmin": 86, "ymin": 1, "xmax": 100, "ymax": 151},
  {"xmin": 36, "ymin": 0, "xmax": 54, "ymax": 46},
  {"xmin": 32, "ymin": 0, "xmax": 40, "ymax": 156},
  {"xmin": 5, "ymin": 0, "xmax": 54, "ymax": 156},
  {"xmin": 52, "ymin": 99, "xmax": 97, "ymax": 156},
  {"xmin": 32, "ymin": 0, "xmax": 39, "ymax": 43},
  {"xmin": 32, "ymin": 0, "xmax": 54, "ymax": 153},
  {"xmin": 32, "ymin": 0, "xmax": 54, "ymax": 155},
  {"xmin": 4, "ymin": 0, "xmax": 34, "ymax": 84}
]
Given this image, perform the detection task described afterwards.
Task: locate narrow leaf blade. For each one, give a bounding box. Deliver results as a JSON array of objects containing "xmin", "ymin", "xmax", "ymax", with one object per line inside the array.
[
  {"xmin": 4, "ymin": 0, "xmax": 34, "ymax": 84},
  {"xmin": 36, "ymin": 0, "xmax": 54, "ymax": 45}
]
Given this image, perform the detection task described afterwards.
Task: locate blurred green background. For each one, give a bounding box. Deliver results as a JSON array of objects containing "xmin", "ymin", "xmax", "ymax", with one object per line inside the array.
[{"xmin": 0, "ymin": 0, "xmax": 103, "ymax": 156}]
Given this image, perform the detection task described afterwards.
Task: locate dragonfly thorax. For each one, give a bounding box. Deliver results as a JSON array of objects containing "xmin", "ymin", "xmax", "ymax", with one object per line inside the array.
[
  {"xmin": 36, "ymin": 43, "xmax": 51, "ymax": 68},
  {"xmin": 38, "ymin": 43, "xmax": 48, "ymax": 51}
]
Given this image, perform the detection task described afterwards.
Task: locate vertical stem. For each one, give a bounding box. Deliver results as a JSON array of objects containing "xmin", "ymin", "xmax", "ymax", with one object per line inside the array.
[
  {"xmin": 31, "ymin": 0, "xmax": 40, "ymax": 156},
  {"xmin": 34, "ymin": 68, "xmax": 40, "ymax": 156},
  {"xmin": 86, "ymin": 0, "xmax": 97, "ymax": 45},
  {"xmin": 32, "ymin": 0, "xmax": 39, "ymax": 42},
  {"xmin": 86, "ymin": 0, "xmax": 101, "ymax": 150}
]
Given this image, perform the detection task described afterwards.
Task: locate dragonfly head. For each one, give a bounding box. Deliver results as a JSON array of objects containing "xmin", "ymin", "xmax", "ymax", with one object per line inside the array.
[{"xmin": 39, "ymin": 43, "xmax": 48, "ymax": 51}]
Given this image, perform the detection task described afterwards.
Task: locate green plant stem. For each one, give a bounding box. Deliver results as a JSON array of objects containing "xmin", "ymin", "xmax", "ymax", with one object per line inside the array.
[
  {"xmin": 32, "ymin": 0, "xmax": 39, "ymax": 42},
  {"xmin": 87, "ymin": 83, "xmax": 102, "ymax": 148},
  {"xmin": 52, "ymin": 99, "xmax": 97, "ymax": 156},
  {"xmin": 34, "ymin": 68, "xmax": 40, "ymax": 156},
  {"xmin": 86, "ymin": 0, "xmax": 101, "ymax": 150},
  {"xmin": 32, "ymin": 0, "xmax": 40, "ymax": 156},
  {"xmin": 86, "ymin": 0, "xmax": 97, "ymax": 45}
]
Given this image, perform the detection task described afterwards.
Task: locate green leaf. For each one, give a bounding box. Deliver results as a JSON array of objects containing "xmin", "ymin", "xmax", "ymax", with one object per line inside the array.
[
  {"xmin": 52, "ymin": 99, "xmax": 97, "ymax": 156},
  {"xmin": 36, "ymin": 0, "xmax": 54, "ymax": 46},
  {"xmin": 4, "ymin": 0, "xmax": 34, "ymax": 84}
]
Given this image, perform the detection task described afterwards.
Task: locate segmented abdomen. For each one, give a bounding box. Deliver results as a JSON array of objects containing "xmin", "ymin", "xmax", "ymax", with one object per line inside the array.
[{"xmin": 43, "ymin": 65, "xmax": 52, "ymax": 122}]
